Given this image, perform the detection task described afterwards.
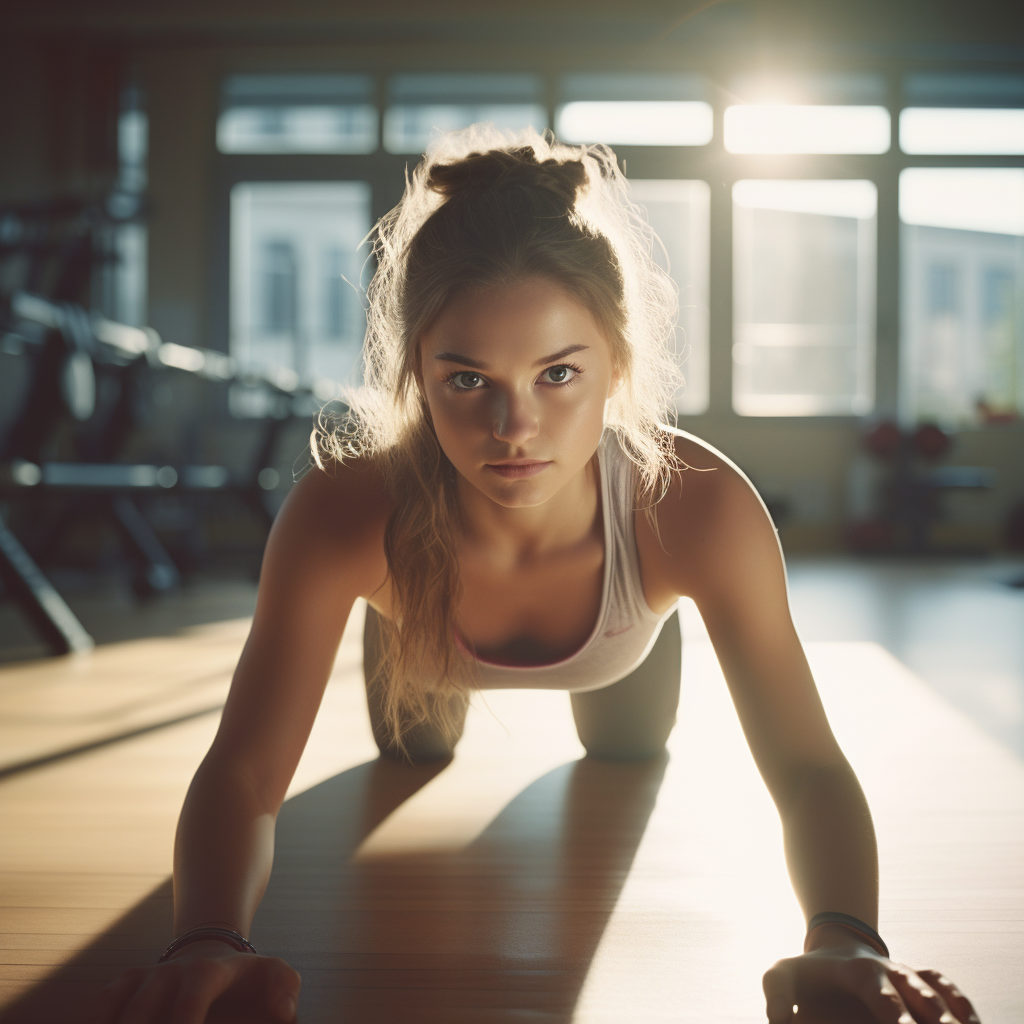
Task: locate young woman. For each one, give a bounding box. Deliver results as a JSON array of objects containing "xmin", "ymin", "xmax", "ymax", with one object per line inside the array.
[{"xmin": 88, "ymin": 129, "xmax": 979, "ymax": 1024}]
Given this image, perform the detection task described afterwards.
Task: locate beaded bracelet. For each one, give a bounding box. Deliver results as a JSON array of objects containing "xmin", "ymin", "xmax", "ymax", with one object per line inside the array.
[
  {"xmin": 805, "ymin": 912, "xmax": 889, "ymax": 958},
  {"xmin": 158, "ymin": 926, "xmax": 258, "ymax": 963}
]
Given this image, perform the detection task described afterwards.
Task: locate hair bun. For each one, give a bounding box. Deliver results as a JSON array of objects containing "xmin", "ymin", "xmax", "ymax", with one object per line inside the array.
[{"xmin": 427, "ymin": 146, "xmax": 587, "ymax": 211}]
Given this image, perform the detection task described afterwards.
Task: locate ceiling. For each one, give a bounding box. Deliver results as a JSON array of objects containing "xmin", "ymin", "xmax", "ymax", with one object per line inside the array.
[{"xmin": 3, "ymin": 0, "xmax": 1022, "ymax": 53}]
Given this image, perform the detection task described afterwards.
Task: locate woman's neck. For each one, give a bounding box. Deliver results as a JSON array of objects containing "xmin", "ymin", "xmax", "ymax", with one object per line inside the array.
[{"xmin": 455, "ymin": 454, "xmax": 601, "ymax": 565}]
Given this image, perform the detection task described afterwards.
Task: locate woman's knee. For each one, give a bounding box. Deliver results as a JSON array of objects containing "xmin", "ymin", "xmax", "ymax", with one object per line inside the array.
[
  {"xmin": 571, "ymin": 711, "xmax": 678, "ymax": 762},
  {"xmin": 576, "ymin": 729, "xmax": 672, "ymax": 762},
  {"xmin": 570, "ymin": 611, "xmax": 681, "ymax": 762}
]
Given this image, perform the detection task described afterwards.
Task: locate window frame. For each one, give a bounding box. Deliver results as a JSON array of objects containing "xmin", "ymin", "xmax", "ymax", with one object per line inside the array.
[{"xmin": 210, "ymin": 65, "xmax": 1024, "ymax": 431}]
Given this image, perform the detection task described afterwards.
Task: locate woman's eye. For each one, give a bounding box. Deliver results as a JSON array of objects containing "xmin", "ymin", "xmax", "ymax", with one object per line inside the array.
[
  {"xmin": 540, "ymin": 365, "xmax": 578, "ymax": 385},
  {"xmin": 449, "ymin": 371, "xmax": 485, "ymax": 390}
]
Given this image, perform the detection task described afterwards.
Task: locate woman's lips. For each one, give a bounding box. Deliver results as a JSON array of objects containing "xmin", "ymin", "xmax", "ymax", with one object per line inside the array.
[{"xmin": 485, "ymin": 460, "xmax": 551, "ymax": 479}]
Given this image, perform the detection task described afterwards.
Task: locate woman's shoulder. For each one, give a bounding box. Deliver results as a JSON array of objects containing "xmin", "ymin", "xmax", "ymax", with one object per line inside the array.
[
  {"xmin": 637, "ymin": 427, "xmax": 781, "ymax": 599},
  {"xmin": 659, "ymin": 426, "xmax": 762, "ymax": 505},
  {"xmin": 266, "ymin": 452, "xmax": 393, "ymax": 572}
]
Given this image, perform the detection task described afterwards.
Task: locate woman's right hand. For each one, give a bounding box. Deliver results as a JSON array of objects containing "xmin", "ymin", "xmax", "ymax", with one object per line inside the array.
[{"xmin": 85, "ymin": 940, "xmax": 301, "ymax": 1024}]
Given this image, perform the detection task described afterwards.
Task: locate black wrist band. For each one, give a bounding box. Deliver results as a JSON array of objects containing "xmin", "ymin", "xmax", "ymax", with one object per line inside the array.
[
  {"xmin": 158, "ymin": 926, "xmax": 258, "ymax": 963},
  {"xmin": 806, "ymin": 912, "xmax": 889, "ymax": 958}
]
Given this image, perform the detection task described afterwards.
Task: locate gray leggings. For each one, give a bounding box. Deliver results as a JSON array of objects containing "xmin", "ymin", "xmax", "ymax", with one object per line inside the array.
[{"xmin": 363, "ymin": 606, "xmax": 681, "ymax": 762}]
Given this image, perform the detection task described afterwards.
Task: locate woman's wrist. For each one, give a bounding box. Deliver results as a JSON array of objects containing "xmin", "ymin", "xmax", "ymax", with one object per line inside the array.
[
  {"xmin": 164, "ymin": 937, "xmax": 246, "ymax": 961},
  {"xmin": 804, "ymin": 912, "xmax": 889, "ymax": 958},
  {"xmin": 159, "ymin": 925, "xmax": 257, "ymax": 962},
  {"xmin": 174, "ymin": 918, "xmax": 247, "ymax": 936}
]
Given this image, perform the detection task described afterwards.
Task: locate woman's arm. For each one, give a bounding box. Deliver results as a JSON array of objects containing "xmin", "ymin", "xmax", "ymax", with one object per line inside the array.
[
  {"xmin": 88, "ymin": 460, "xmax": 390, "ymax": 1024},
  {"xmin": 174, "ymin": 460, "xmax": 384, "ymax": 935},
  {"xmin": 637, "ymin": 431, "xmax": 979, "ymax": 1024}
]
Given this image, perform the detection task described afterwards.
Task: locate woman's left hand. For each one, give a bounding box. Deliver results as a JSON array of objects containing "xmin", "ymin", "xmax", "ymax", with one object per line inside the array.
[{"xmin": 762, "ymin": 929, "xmax": 980, "ymax": 1023}]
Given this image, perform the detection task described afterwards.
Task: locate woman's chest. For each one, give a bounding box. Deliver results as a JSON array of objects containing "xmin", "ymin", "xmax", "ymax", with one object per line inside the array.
[{"xmin": 455, "ymin": 539, "xmax": 605, "ymax": 665}]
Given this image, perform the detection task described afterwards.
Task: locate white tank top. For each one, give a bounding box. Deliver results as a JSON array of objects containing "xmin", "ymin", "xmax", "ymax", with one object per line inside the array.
[{"xmin": 461, "ymin": 429, "xmax": 677, "ymax": 692}]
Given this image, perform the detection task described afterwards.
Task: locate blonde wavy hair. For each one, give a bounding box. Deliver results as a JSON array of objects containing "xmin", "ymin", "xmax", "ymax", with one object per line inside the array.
[{"xmin": 315, "ymin": 125, "xmax": 683, "ymax": 751}]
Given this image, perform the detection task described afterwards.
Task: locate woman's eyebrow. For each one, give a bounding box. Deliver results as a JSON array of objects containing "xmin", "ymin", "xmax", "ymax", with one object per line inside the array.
[
  {"xmin": 433, "ymin": 343, "xmax": 590, "ymax": 370},
  {"xmin": 533, "ymin": 344, "xmax": 589, "ymax": 366},
  {"xmin": 434, "ymin": 351, "xmax": 487, "ymax": 369}
]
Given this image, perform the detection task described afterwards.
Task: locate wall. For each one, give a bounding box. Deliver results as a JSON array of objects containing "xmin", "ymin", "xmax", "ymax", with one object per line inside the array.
[{"xmin": 142, "ymin": 48, "xmax": 218, "ymax": 350}]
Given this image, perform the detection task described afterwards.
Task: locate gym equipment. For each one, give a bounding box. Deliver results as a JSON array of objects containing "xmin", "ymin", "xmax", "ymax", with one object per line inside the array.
[
  {"xmin": 849, "ymin": 421, "xmax": 996, "ymax": 554},
  {"xmin": 0, "ymin": 512, "xmax": 93, "ymax": 654},
  {"xmin": 1, "ymin": 291, "xmax": 341, "ymax": 654}
]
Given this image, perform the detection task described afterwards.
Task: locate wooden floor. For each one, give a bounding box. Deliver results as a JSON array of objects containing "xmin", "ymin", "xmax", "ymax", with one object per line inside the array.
[{"xmin": 1, "ymin": 597, "xmax": 1022, "ymax": 1023}]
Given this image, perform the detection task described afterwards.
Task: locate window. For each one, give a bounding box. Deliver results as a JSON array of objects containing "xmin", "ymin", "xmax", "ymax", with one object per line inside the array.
[
  {"xmin": 900, "ymin": 168, "xmax": 1024, "ymax": 424},
  {"xmin": 100, "ymin": 86, "xmax": 148, "ymax": 327},
  {"xmin": 724, "ymin": 73, "xmax": 889, "ymax": 155},
  {"xmin": 724, "ymin": 106, "xmax": 890, "ymax": 154},
  {"xmin": 899, "ymin": 72, "xmax": 1024, "ymax": 156},
  {"xmin": 229, "ymin": 182, "xmax": 371, "ymax": 390},
  {"xmin": 629, "ymin": 180, "xmax": 710, "ymax": 414},
  {"xmin": 733, "ymin": 180, "xmax": 877, "ymax": 416},
  {"xmin": 556, "ymin": 74, "xmax": 712, "ymax": 147},
  {"xmin": 900, "ymin": 108, "xmax": 1024, "ymax": 155},
  {"xmin": 217, "ymin": 75, "xmax": 377, "ymax": 154},
  {"xmin": 324, "ymin": 248, "xmax": 363, "ymax": 341},
  {"xmin": 212, "ymin": 68, "xmax": 1024, "ymax": 427},
  {"xmin": 262, "ymin": 241, "xmax": 298, "ymax": 334},
  {"xmin": 383, "ymin": 74, "xmax": 546, "ymax": 154}
]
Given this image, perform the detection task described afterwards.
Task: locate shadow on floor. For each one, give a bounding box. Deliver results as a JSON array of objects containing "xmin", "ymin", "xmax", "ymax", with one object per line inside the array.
[
  {"xmin": 1, "ymin": 752, "xmax": 666, "ymax": 1024},
  {"xmin": 0, "ymin": 707, "xmax": 225, "ymax": 782}
]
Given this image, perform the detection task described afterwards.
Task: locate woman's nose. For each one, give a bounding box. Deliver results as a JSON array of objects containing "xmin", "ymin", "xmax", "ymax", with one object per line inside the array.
[{"xmin": 491, "ymin": 389, "xmax": 539, "ymax": 445}]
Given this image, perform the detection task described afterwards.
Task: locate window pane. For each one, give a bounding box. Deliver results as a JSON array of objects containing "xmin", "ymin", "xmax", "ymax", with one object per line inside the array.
[
  {"xmin": 900, "ymin": 168, "xmax": 1024, "ymax": 235},
  {"xmin": 557, "ymin": 102, "xmax": 712, "ymax": 146},
  {"xmin": 383, "ymin": 104, "xmax": 546, "ymax": 154},
  {"xmin": 557, "ymin": 72, "xmax": 711, "ymax": 147},
  {"xmin": 900, "ymin": 168, "xmax": 1024, "ymax": 424},
  {"xmin": 384, "ymin": 73, "xmax": 546, "ymax": 154},
  {"xmin": 629, "ymin": 181, "xmax": 710, "ymax": 414},
  {"xmin": 230, "ymin": 182, "xmax": 371, "ymax": 393},
  {"xmin": 104, "ymin": 99, "xmax": 148, "ymax": 327},
  {"xmin": 900, "ymin": 108, "xmax": 1024, "ymax": 155},
  {"xmin": 217, "ymin": 75, "xmax": 377, "ymax": 154},
  {"xmin": 724, "ymin": 105, "xmax": 890, "ymax": 154},
  {"xmin": 733, "ymin": 180, "xmax": 877, "ymax": 416},
  {"xmin": 218, "ymin": 106, "xmax": 378, "ymax": 154}
]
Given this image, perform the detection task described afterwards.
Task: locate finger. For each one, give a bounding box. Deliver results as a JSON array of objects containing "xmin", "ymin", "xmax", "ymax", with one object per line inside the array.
[
  {"xmin": 168, "ymin": 958, "xmax": 234, "ymax": 1024},
  {"xmin": 886, "ymin": 965, "xmax": 962, "ymax": 1024},
  {"xmin": 261, "ymin": 958, "xmax": 302, "ymax": 1022},
  {"xmin": 763, "ymin": 961, "xmax": 796, "ymax": 1023},
  {"xmin": 85, "ymin": 968, "xmax": 149, "ymax": 1024},
  {"xmin": 917, "ymin": 970, "xmax": 981, "ymax": 1024}
]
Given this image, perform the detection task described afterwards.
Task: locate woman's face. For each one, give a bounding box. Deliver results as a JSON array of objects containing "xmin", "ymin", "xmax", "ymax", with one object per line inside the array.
[{"xmin": 418, "ymin": 276, "xmax": 619, "ymax": 509}]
